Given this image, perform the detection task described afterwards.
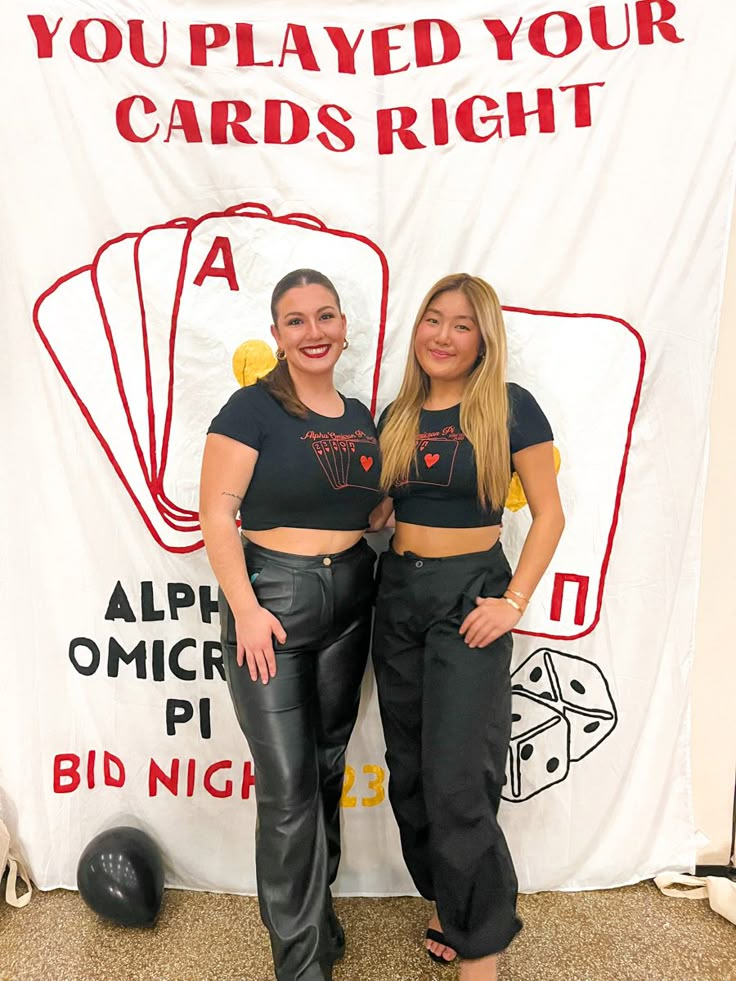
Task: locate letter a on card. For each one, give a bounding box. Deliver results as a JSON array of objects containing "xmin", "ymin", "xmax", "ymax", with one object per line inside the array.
[{"xmin": 159, "ymin": 203, "xmax": 388, "ymax": 514}]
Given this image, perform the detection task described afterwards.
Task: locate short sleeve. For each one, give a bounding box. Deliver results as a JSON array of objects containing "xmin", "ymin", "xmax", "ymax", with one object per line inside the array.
[
  {"xmin": 377, "ymin": 403, "xmax": 394, "ymax": 436},
  {"xmin": 508, "ymin": 384, "xmax": 553, "ymax": 455},
  {"xmin": 346, "ymin": 397, "xmax": 379, "ymax": 439},
  {"xmin": 208, "ymin": 385, "xmax": 266, "ymax": 450}
]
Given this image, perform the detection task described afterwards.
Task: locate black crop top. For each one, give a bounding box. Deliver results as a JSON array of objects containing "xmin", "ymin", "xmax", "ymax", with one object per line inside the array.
[
  {"xmin": 378, "ymin": 383, "xmax": 553, "ymax": 528},
  {"xmin": 209, "ymin": 383, "xmax": 382, "ymax": 531}
]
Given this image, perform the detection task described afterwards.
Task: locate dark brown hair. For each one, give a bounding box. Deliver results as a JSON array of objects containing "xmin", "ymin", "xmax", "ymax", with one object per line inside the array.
[{"xmin": 259, "ymin": 269, "xmax": 342, "ymax": 418}]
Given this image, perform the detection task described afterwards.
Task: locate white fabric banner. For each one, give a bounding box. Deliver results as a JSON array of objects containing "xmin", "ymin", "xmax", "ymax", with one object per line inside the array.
[{"xmin": 2, "ymin": 0, "xmax": 735, "ymax": 895}]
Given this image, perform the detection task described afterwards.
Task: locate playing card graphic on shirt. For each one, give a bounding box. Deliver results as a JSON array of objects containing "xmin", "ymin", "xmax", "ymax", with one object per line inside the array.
[
  {"xmin": 407, "ymin": 436, "xmax": 462, "ymax": 487},
  {"xmin": 313, "ymin": 440, "xmax": 340, "ymax": 488},
  {"xmin": 309, "ymin": 433, "xmax": 378, "ymax": 491},
  {"xmin": 344, "ymin": 436, "xmax": 378, "ymax": 488}
]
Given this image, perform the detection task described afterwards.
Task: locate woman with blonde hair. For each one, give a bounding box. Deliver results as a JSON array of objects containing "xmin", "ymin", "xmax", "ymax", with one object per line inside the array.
[{"xmin": 370, "ymin": 274, "xmax": 564, "ymax": 981}]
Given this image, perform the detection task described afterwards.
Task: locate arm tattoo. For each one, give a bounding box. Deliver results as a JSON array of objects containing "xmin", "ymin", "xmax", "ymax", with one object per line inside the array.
[{"xmin": 221, "ymin": 491, "xmax": 242, "ymax": 500}]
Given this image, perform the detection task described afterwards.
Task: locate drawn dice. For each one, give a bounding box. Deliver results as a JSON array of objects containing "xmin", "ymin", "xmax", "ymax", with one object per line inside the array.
[
  {"xmin": 503, "ymin": 692, "xmax": 571, "ymax": 802},
  {"xmin": 511, "ymin": 648, "xmax": 557, "ymax": 702},
  {"xmin": 546, "ymin": 650, "xmax": 618, "ymax": 760},
  {"xmin": 512, "ymin": 648, "xmax": 617, "ymax": 763}
]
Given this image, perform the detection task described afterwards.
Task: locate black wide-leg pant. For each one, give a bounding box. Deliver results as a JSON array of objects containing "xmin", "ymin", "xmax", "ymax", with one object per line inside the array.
[
  {"xmin": 372, "ymin": 541, "xmax": 523, "ymax": 959},
  {"xmin": 219, "ymin": 538, "xmax": 375, "ymax": 981}
]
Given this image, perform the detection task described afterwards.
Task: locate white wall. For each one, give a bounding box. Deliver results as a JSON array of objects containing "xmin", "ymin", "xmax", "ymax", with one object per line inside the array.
[{"xmin": 692, "ymin": 198, "xmax": 736, "ymax": 865}]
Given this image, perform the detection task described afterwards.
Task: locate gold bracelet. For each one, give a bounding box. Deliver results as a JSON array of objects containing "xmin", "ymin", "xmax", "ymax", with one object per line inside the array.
[
  {"xmin": 506, "ymin": 587, "xmax": 529, "ymax": 602},
  {"xmin": 503, "ymin": 596, "xmax": 524, "ymax": 614},
  {"xmin": 504, "ymin": 589, "xmax": 528, "ymax": 608}
]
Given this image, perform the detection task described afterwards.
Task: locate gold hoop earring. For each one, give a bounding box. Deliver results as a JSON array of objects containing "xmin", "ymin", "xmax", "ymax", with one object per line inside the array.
[
  {"xmin": 343, "ymin": 338, "xmax": 350, "ymax": 350},
  {"xmin": 275, "ymin": 348, "xmax": 286, "ymax": 361}
]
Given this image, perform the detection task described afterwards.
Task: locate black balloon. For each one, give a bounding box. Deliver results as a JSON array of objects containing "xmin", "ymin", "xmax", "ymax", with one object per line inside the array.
[{"xmin": 77, "ymin": 826, "xmax": 164, "ymax": 927}]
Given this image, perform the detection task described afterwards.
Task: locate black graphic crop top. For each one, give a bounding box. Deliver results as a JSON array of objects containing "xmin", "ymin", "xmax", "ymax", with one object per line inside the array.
[
  {"xmin": 209, "ymin": 383, "xmax": 382, "ymax": 531},
  {"xmin": 378, "ymin": 383, "xmax": 553, "ymax": 528}
]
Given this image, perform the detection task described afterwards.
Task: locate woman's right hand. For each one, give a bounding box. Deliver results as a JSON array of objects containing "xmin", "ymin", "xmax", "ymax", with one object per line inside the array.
[
  {"xmin": 368, "ymin": 497, "xmax": 394, "ymax": 532},
  {"xmin": 235, "ymin": 605, "xmax": 288, "ymax": 683}
]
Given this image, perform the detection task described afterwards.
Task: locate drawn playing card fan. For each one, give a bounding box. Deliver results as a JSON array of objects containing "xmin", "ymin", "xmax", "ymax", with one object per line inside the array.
[
  {"xmin": 33, "ymin": 263, "xmax": 202, "ymax": 553},
  {"xmin": 33, "ymin": 201, "xmax": 643, "ymax": 642},
  {"xmin": 33, "ymin": 203, "xmax": 389, "ymax": 552}
]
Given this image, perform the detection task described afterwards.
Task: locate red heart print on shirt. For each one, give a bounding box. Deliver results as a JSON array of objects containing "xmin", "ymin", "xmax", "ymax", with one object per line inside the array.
[
  {"xmin": 424, "ymin": 453, "xmax": 440, "ymax": 468},
  {"xmin": 360, "ymin": 455, "xmax": 373, "ymax": 472}
]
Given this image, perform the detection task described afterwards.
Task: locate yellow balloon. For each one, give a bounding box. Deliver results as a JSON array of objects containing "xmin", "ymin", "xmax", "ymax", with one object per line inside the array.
[
  {"xmin": 505, "ymin": 445, "xmax": 561, "ymax": 512},
  {"xmin": 232, "ymin": 339, "xmax": 277, "ymax": 387}
]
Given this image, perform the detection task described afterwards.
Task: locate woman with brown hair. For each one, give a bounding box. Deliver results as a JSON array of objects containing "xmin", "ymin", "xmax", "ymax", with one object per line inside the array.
[
  {"xmin": 371, "ymin": 274, "xmax": 564, "ymax": 980},
  {"xmin": 199, "ymin": 268, "xmax": 381, "ymax": 981}
]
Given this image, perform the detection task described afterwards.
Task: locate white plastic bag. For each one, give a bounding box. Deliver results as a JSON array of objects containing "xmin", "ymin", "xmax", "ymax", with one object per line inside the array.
[
  {"xmin": 0, "ymin": 818, "xmax": 32, "ymax": 908},
  {"xmin": 654, "ymin": 872, "xmax": 736, "ymax": 927}
]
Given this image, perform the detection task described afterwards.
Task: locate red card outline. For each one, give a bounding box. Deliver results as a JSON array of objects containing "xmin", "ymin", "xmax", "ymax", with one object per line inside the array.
[
  {"xmin": 33, "ymin": 203, "xmax": 389, "ymax": 553},
  {"xmin": 92, "ymin": 222, "xmax": 199, "ymax": 531},
  {"xmin": 502, "ymin": 306, "xmax": 646, "ymax": 642},
  {"xmin": 157, "ymin": 202, "xmax": 390, "ymax": 498},
  {"xmin": 32, "ymin": 210, "xmax": 641, "ymax": 594},
  {"xmin": 32, "ymin": 265, "xmax": 203, "ymax": 554},
  {"xmin": 132, "ymin": 217, "xmax": 198, "ymax": 522}
]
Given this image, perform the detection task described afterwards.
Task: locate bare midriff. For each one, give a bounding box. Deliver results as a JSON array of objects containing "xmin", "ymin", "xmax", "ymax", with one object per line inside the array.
[
  {"xmin": 392, "ymin": 521, "xmax": 501, "ymax": 558},
  {"xmin": 242, "ymin": 527, "xmax": 365, "ymax": 556}
]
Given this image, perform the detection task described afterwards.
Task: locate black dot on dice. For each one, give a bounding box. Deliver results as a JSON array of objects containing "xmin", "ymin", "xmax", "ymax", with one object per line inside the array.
[
  {"xmin": 512, "ymin": 684, "xmax": 524, "ymax": 691},
  {"xmin": 520, "ymin": 744, "xmax": 534, "ymax": 760},
  {"xmin": 530, "ymin": 666, "xmax": 543, "ymax": 682},
  {"xmin": 583, "ymin": 721, "xmax": 600, "ymax": 733},
  {"xmin": 546, "ymin": 758, "xmax": 560, "ymax": 773},
  {"xmin": 571, "ymin": 679, "xmax": 586, "ymax": 695},
  {"xmin": 540, "ymin": 692, "xmax": 554, "ymax": 700},
  {"xmin": 512, "ymin": 713, "xmax": 521, "ymax": 722}
]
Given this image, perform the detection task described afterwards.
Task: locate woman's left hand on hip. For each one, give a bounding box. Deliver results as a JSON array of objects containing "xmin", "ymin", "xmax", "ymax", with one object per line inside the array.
[{"xmin": 459, "ymin": 597, "xmax": 521, "ymax": 648}]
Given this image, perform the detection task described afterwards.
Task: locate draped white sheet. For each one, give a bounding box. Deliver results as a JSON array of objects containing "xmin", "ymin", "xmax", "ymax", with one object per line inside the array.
[{"xmin": 2, "ymin": 1, "xmax": 735, "ymax": 894}]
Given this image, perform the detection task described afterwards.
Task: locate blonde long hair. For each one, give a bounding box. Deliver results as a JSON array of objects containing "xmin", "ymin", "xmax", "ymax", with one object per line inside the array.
[{"xmin": 380, "ymin": 274, "xmax": 511, "ymax": 510}]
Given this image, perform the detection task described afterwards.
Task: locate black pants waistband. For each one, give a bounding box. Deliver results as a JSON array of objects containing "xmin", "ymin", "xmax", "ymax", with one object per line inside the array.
[
  {"xmin": 241, "ymin": 535, "xmax": 372, "ymax": 570},
  {"xmin": 385, "ymin": 537, "xmax": 505, "ymax": 566}
]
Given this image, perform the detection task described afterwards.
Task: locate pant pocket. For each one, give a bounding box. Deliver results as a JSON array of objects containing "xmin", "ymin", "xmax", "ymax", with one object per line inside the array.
[
  {"xmin": 478, "ymin": 550, "xmax": 513, "ymax": 602},
  {"xmin": 217, "ymin": 587, "xmax": 237, "ymax": 647},
  {"xmin": 360, "ymin": 543, "xmax": 379, "ymax": 606},
  {"xmin": 459, "ymin": 571, "xmax": 491, "ymax": 621},
  {"xmin": 247, "ymin": 563, "xmax": 296, "ymax": 616},
  {"xmin": 373, "ymin": 549, "xmax": 387, "ymax": 603}
]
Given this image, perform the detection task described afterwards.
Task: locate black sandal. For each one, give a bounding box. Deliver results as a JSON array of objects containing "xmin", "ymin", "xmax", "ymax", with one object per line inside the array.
[{"xmin": 425, "ymin": 927, "xmax": 457, "ymax": 965}]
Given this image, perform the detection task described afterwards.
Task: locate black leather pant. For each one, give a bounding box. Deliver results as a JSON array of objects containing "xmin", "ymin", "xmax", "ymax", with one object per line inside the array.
[
  {"xmin": 372, "ymin": 541, "xmax": 523, "ymax": 959},
  {"xmin": 219, "ymin": 538, "xmax": 375, "ymax": 981}
]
